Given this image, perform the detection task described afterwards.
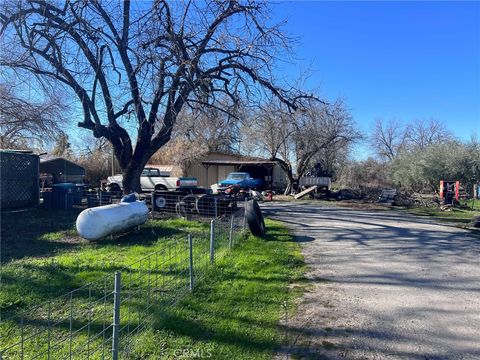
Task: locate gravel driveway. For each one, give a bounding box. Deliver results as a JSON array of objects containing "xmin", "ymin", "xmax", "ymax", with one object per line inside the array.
[{"xmin": 264, "ymin": 202, "xmax": 480, "ymax": 360}]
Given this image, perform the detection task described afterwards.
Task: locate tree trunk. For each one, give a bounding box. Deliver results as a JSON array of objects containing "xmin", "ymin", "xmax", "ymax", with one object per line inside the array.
[
  {"xmin": 270, "ymin": 157, "xmax": 295, "ymax": 195},
  {"xmin": 284, "ymin": 166, "xmax": 295, "ymax": 195},
  {"xmin": 121, "ymin": 152, "xmax": 151, "ymax": 194},
  {"xmin": 122, "ymin": 167, "xmax": 141, "ymax": 194}
]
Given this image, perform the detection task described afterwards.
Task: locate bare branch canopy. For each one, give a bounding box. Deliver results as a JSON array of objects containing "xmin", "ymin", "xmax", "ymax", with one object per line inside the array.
[{"xmin": 0, "ymin": 0, "xmax": 310, "ymax": 192}]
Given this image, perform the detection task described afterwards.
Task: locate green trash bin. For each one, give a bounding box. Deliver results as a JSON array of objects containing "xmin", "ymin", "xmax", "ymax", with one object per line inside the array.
[{"xmin": 52, "ymin": 183, "xmax": 75, "ymax": 210}]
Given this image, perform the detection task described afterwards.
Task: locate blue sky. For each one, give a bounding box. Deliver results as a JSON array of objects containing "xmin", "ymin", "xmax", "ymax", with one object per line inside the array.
[{"xmin": 272, "ymin": 1, "xmax": 479, "ymax": 158}]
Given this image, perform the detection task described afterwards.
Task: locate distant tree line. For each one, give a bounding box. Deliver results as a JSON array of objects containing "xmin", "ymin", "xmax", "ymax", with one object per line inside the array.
[{"xmin": 340, "ymin": 118, "xmax": 480, "ymax": 196}]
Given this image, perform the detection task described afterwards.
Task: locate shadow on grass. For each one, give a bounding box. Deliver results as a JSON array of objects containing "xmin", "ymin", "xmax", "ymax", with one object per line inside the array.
[
  {"xmin": 1, "ymin": 208, "xmax": 194, "ymax": 263},
  {"xmin": 262, "ymin": 223, "xmax": 298, "ymax": 242},
  {"xmin": 1, "ymin": 208, "xmax": 84, "ymax": 262}
]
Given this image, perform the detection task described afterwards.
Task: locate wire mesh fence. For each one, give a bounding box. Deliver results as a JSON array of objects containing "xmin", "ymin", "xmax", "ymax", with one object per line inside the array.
[
  {"xmin": 86, "ymin": 192, "xmax": 122, "ymax": 208},
  {"xmin": 150, "ymin": 191, "xmax": 247, "ymax": 219},
  {"xmin": 80, "ymin": 189, "xmax": 248, "ymax": 221},
  {"xmin": 0, "ymin": 208, "xmax": 247, "ymax": 360},
  {"xmin": 0, "ymin": 275, "xmax": 116, "ymax": 360}
]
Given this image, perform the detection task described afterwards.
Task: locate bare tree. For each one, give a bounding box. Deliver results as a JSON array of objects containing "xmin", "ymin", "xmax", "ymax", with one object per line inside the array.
[
  {"xmin": 0, "ymin": 82, "xmax": 66, "ymax": 149},
  {"xmin": 242, "ymin": 99, "xmax": 297, "ymax": 193},
  {"xmin": 178, "ymin": 102, "xmax": 243, "ymax": 153},
  {"xmin": 313, "ymin": 139, "xmax": 350, "ymax": 180},
  {"xmin": 74, "ymin": 136, "xmax": 117, "ymax": 186},
  {"xmin": 294, "ymin": 99, "xmax": 361, "ymax": 178},
  {"xmin": 371, "ymin": 118, "xmax": 452, "ymax": 160},
  {"xmin": 245, "ymin": 97, "xmax": 360, "ymax": 193},
  {"xmin": 406, "ymin": 118, "xmax": 451, "ymax": 150},
  {"xmin": 1, "ymin": 0, "xmax": 307, "ymax": 192},
  {"xmin": 149, "ymin": 104, "xmax": 243, "ymax": 173},
  {"xmin": 370, "ymin": 118, "xmax": 408, "ymax": 161}
]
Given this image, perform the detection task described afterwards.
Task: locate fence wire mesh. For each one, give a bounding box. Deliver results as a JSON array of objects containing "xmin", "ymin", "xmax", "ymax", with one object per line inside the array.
[
  {"xmin": 0, "ymin": 208, "xmax": 247, "ymax": 360},
  {"xmin": 0, "ymin": 275, "xmax": 115, "ymax": 360},
  {"xmin": 150, "ymin": 191, "xmax": 246, "ymax": 220}
]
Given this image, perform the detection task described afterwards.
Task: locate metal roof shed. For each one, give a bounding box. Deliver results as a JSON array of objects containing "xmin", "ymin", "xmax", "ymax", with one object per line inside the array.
[{"xmin": 40, "ymin": 157, "xmax": 86, "ymax": 184}]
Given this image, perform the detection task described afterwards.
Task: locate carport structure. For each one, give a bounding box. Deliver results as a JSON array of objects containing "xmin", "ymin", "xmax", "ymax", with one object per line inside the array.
[
  {"xmin": 201, "ymin": 159, "xmax": 277, "ymax": 190},
  {"xmin": 182, "ymin": 151, "xmax": 288, "ymax": 190}
]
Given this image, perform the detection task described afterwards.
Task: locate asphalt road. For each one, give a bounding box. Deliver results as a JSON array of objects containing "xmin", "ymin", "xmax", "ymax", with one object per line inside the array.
[{"xmin": 264, "ymin": 202, "xmax": 480, "ymax": 360}]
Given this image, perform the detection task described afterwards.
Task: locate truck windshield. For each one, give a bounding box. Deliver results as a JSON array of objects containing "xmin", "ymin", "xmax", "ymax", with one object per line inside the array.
[{"xmin": 227, "ymin": 173, "xmax": 246, "ymax": 180}]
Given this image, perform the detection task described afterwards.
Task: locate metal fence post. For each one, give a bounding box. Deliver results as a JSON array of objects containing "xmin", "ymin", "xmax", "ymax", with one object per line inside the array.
[
  {"xmin": 20, "ymin": 316, "xmax": 24, "ymax": 359},
  {"xmin": 214, "ymin": 198, "xmax": 218, "ymax": 218},
  {"xmin": 210, "ymin": 220, "xmax": 215, "ymax": 265},
  {"xmin": 188, "ymin": 234, "xmax": 194, "ymax": 291},
  {"xmin": 243, "ymin": 199, "xmax": 248, "ymax": 234},
  {"xmin": 150, "ymin": 193, "xmax": 155, "ymax": 218},
  {"xmin": 112, "ymin": 272, "xmax": 121, "ymax": 360},
  {"xmin": 69, "ymin": 293, "xmax": 73, "ymax": 358},
  {"xmin": 229, "ymin": 214, "xmax": 234, "ymax": 249},
  {"xmin": 47, "ymin": 302, "xmax": 51, "ymax": 360}
]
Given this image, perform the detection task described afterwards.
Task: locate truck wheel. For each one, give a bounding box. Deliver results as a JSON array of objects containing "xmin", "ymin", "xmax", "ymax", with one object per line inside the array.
[
  {"xmin": 246, "ymin": 199, "xmax": 266, "ymax": 237},
  {"xmin": 155, "ymin": 196, "xmax": 167, "ymax": 209},
  {"xmin": 196, "ymin": 195, "xmax": 216, "ymax": 217},
  {"xmin": 106, "ymin": 183, "xmax": 121, "ymax": 193},
  {"xmin": 177, "ymin": 194, "xmax": 197, "ymax": 217},
  {"xmin": 155, "ymin": 184, "xmax": 168, "ymax": 191}
]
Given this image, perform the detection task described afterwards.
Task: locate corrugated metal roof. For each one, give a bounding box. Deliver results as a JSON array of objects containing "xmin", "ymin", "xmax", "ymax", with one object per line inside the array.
[
  {"xmin": 0, "ymin": 149, "xmax": 35, "ymax": 154},
  {"xmin": 39, "ymin": 157, "xmax": 85, "ymax": 175},
  {"xmin": 201, "ymin": 160, "xmax": 276, "ymax": 166}
]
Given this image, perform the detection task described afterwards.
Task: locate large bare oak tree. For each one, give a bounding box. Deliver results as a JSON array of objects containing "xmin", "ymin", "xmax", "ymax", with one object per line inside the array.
[{"xmin": 1, "ymin": 0, "xmax": 305, "ymax": 192}]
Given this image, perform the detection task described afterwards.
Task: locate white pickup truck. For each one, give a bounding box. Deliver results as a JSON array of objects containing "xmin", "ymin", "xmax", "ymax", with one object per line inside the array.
[{"xmin": 107, "ymin": 167, "xmax": 198, "ymax": 192}]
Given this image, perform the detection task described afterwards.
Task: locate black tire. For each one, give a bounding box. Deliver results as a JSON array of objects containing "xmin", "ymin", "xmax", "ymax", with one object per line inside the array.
[
  {"xmin": 177, "ymin": 194, "xmax": 197, "ymax": 217},
  {"xmin": 246, "ymin": 199, "xmax": 266, "ymax": 237},
  {"xmin": 106, "ymin": 183, "xmax": 121, "ymax": 193},
  {"xmin": 196, "ymin": 194, "xmax": 216, "ymax": 217},
  {"xmin": 155, "ymin": 184, "xmax": 168, "ymax": 191},
  {"xmin": 472, "ymin": 216, "xmax": 480, "ymax": 228}
]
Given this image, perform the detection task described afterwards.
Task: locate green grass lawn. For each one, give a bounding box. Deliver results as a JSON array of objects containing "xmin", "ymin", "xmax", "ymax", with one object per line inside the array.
[
  {"xmin": 125, "ymin": 221, "xmax": 305, "ymax": 360},
  {"xmin": 1, "ymin": 208, "xmax": 305, "ymax": 359},
  {"xmin": 462, "ymin": 198, "xmax": 480, "ymax": 211},
  {"xmin": 1, "ymin": 209, "xmax": 208, "ymax": 311}
]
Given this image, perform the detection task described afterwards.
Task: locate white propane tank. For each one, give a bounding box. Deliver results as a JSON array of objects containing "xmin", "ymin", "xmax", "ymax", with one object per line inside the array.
[{"xmin": 76, "ymin": 200, "xmax": 149, "ymax": 240}]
